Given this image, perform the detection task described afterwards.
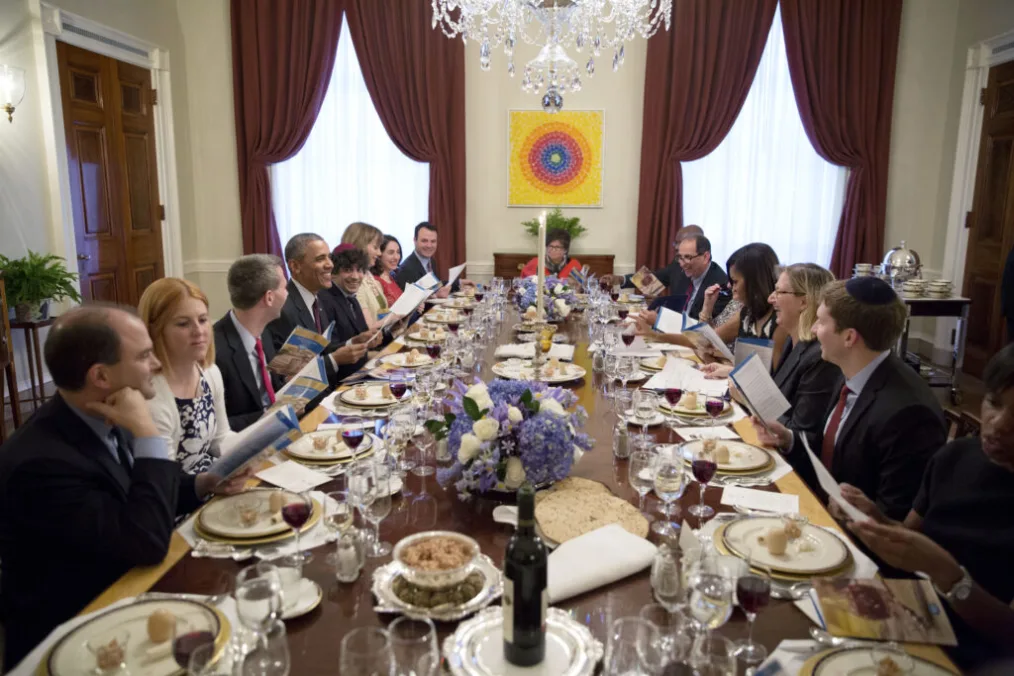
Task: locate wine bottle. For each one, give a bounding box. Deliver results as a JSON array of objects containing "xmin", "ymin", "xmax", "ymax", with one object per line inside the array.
[{"xmin": 503, "ymin": 482, "xmax": 548, "ymax": 666}]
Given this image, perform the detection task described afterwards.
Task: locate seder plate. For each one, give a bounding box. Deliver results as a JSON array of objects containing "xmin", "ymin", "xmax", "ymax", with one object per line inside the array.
[
  {"xmin": 197, "ymin": 488, "xmax": 302, "ymax": 539},
  {"xmin": 802, "ymin": 648, "xmax": 956, "ymax": 676},
  {"xmin": 492, "ymin": 361, "xmax": 587, "ymax": 384},
  {"xmin": 722, "ymin": 517, "xmax": 851, "ymax": 577},
  {"xmin": 285, "ymin": 430, "xmax": 375, "ymax": 461},
  {"xmin": 43, "ymin": 599, "xmax": 229, "ymax": 676},
  {"xmin": 193, "ymin": 496, "xmax": 322, "ymax": 545},
  {"xmin": 372, "ymin": 554, "xmax": 503, "ymax": 622},
  {"xmin": 339, "ymin": 383, "xmax": 412, "ymax": 408},
  {"xmin": 679, "ymin": 439, "xmax": 771, "ymax": 473},
  {"xmin": 443, "ymin": 607, "xmax": 603, "ymax": 676}
]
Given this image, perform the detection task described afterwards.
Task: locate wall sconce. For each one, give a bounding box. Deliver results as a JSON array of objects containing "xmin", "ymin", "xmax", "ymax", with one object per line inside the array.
[{"xmin": 0, "ymin": 65, "xmax": 26, "ymax": 123}]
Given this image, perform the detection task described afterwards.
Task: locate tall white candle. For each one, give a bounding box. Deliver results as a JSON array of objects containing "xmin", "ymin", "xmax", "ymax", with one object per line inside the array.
[{"xmin": 537, "ymin": 210, "xmax": 547, "ymax": 320}]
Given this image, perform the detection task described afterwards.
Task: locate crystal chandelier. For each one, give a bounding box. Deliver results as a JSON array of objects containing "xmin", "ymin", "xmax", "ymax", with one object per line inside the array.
[{"xmin": 432, "ymin": 0, "xmax": 672, "ymax": 112}]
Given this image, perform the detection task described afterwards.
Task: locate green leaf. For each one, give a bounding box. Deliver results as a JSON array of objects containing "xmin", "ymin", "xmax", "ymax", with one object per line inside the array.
[
  {"xmin": 496, "ymin": 459, "xmax": 507, "ymax": 482},
  {"xmin": 520, "ymin": 207, "xmax": 586, "ymax": 242},
  {"xmin": 520, "ymin": 390, "xmax": 533, "ymax": 407},
  {"xmin": 463, "ymin": 397, "xmax": 482, "ymax": 421},
  {"xmin": 423, "ymin": 419, "xmax": 445, "ymax": 435},
  {"xmin": 444, "ymin": 413, "xmax": 456, "ymax": 427}
]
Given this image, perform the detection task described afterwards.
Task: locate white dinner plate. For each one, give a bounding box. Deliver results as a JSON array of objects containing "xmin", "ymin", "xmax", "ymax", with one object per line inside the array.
[
  {"xmin": 659, "ymin": 397, "xmax": 731, "ymax": 417},
  {"xmin": 340, "ymin": 383, "xmax": 412, "ymax": 408},
  {"xmin": 723, "ymin": 517, "xmax": 850, "ymax": 576},
  {"xmin": 198, "ymin": 488, "xmax": 302, "ymax": 539},
  {"xmin": 285, "ymin": 430, "xmax": 375, "ymax": 461},
  {"xmin": 623, "ymin": 409, "xmax": 666, "ymax": 427},
  {"xmin": 679, "ymin": 439, "xmax": 770, "ymax": 472},
  {"xmin": 425, "ymin": 311, "xmax": 465, "ymax": 324},
  {"xmin": 491, "ymin": 361, "xmax": 587, "ymax": 384},
  {"xmin": 281, "ymin": 578, "xmax": 324, "ymax": 620},
  {"xmin": 807, "ymin": 647, "xmax": 954, "ymax": 675},
  {"xmin": 380, "ymin": 351, "xmax": 434, "ymax": 368},
  {"xmin": 406, "ymin": 329, "xmax": 448, "ymax": 343}
]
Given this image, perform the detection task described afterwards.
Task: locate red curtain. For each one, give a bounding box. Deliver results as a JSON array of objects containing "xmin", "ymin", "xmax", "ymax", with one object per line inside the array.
[
  {"xmin": 636, "ymin": 0, "xmax": 777, "ymax": 270},
  {"xmin": 231, "ymin": 0, "xmax": 344, "ymax": 257},
  {"xmin": 781, "ymin": 0, "xmax": 903, "ymax": 277},
  {"xmin": 345, "ymin": 0, "xmax": 466, "ymax": 277}
]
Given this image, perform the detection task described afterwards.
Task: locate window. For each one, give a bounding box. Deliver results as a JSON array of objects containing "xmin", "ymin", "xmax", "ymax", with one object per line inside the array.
[
  {"xmin": 682, "ymin": 7, "xmax": 846, "ymax": 269},
  {"xmin": 270, "ymin": 17, "xmax": 430, "ymax": 254}
]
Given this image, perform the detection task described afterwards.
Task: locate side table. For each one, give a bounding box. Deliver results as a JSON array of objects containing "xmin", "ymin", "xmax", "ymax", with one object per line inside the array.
[{"xmin": 11, "ymin": 317, "xmax": 56, "ymax": 411}]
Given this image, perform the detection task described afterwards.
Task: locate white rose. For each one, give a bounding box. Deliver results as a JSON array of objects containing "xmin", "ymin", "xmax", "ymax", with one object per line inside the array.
[
  {"xmin": 540, "ymin": 398, "xmax": 566, "ymax": 416},
  {"xmin": 472, "ymin": 417, "xmax": 500, "ymax": 441},
  {"xmin": 504, "ymin": 456, "xmax": 527, "ymax": 490},
  {"xmin": 471, "ymin": 394, "xmax": 494, "ymax": 412},
  {"xmin": 553, "ymin": 284, "xmax": 565, "ymax": 295},
  {"xmin": 507, "ymin": 406, "xmax": 524, "ymax": 423},
  {"xmin": 457, "ymin": 434, "xmax": 481, "ymax": 463},
  {"xmin": 554, "ymin": 298, "xmax": 571, "ymax": 317},
  {"xmin": 465, "ymin": 383, "xmax": 489, "ymax": 400}
]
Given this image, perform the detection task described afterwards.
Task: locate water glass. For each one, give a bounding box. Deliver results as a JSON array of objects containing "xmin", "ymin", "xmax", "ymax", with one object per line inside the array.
[
  {"xmin": 688, "ymin": 570, "xmax": 733, "ymax": 632},
  {"xmin": 363, "ymin": 469, "xmax": 392, "ymax": 557},
  {"xmin": 187, "ymin": 641, "xmax": 232, "ymax": 676},
  {"xmin": 627, "ymin": 450, "xmax": 657, "ymax": 521},
  {"xmin": 234, "ymin": 563, "xmax": 283, "ymax": 636},
  {"xmin": 651, "ymin": 451, "xmax": 686, "ymax": 538},
  {"xmin": 412, "ymin": 423, "xmax": 436, "ymax": 477},
  {"xmin": 649, "ymin": 543, "xmax": 684, "ymax": 612},
  {"xmin": 603, "ymin": 617, "xmax": 666, "ymax": 676},
  {"xmin": 639, "ymin": 602, "xmax": 691, "ymax": 666},
  {"xmin": 388, "ymin": 617, "xmax": 439, "ymax": 676},
  {"xmin": 632, "ymin": 389, "xmax": 659, "ymax": 441},
  {"xmin": 239, "ymin": 619, "xmax": 290, "ymax": 676},
  {"xmin": 689, "ymin": 634, "xmax": 736, "ymax": 676},
  {"xmin": 340, "ymin": 627, "xmax": 394, "ymax": 676},
  {"xmin": 273, "ymin": 553, "xmax": 304, "ymax": 615},
  {"xmin": 613, "ymin": 387, "xmax": 633, "ymax": 421}
]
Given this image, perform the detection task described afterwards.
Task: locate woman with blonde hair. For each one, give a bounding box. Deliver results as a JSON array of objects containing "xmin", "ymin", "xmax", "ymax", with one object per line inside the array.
[
  {"xmin": 768, "ymin": 263, "xmax": 840, "ymax": 436},
  {"xmin": 335, "ymin": 222, "xmax": 394, "ymax": 329},
  {"xmin": 139, "ymin": 278, "xmax": 233, "ymax": 474}
]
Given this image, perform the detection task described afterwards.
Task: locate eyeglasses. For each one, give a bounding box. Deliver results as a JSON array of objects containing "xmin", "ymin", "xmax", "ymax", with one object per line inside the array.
[
  {"xmin": 547, "ymin": 244, "xmax": 566, "ymax": 251},
  {"xmin": 676, "ymin": 253, "xmax": 704, "ymax": 263},
  {"xmin": 772, "ymin": 289, "xmax": 805, "ymax": 297}
]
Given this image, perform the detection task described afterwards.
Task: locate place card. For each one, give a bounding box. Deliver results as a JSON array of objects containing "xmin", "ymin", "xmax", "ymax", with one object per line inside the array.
[
  {"xmin": 256, "ymin": 460, "xmax": 331, "ymax": 493},
  {"xmin": 720, "ymin": 486, "xmax": 799, "ymax": 514},
  {"xmin": 674, "ymin": 426, "xmax": 741, "ymax": 441}
]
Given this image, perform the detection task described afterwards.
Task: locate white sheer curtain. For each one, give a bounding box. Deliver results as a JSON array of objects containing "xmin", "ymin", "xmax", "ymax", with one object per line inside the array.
[
  {"xmin": 270, "ymin": 17, "xmax": 430, "ymax": 252},
  {"xmin": 682, "ymin": 6, "xmax": 846, "ymax": 269}
]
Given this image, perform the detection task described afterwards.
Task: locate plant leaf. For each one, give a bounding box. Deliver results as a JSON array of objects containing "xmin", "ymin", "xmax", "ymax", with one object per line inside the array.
[{"xmin": 463, "ymin": 397, "xmax": 482, "ymax": 421}]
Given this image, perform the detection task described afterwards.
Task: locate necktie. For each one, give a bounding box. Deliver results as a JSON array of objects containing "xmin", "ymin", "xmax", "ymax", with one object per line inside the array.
[
  {"xmin": 424, "ymin": 258, "xmax": 432, "ymax": 274},
  {"xmin": 683, "ymin": 285, "xmax": 694, "ymax": 313},
  {"xmin": 109, "ymin": 428, "xmax": 133, "ymax": 474},
  {"xmin": 311, "ymin": 298, "xmax": 322, "ymax": 333},
  {"xmin": 821, "ymin": 384, "xmax": 851, "ymax": 469},
  {"xmin": 254, "ymin": 338, "xmax": 276, "ymax": 404}
]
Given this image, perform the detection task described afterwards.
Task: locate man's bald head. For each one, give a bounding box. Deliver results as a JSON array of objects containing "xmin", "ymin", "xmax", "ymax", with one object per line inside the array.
[{"xmin": 675, "ymin": 224, "xmax": 704, "ymax": 244}]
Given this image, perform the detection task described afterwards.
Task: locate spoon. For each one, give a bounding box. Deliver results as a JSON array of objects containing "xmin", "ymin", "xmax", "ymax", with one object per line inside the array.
[{"xmin": 809, "ymin": 627, "xmax": 882, "ymax": 649}]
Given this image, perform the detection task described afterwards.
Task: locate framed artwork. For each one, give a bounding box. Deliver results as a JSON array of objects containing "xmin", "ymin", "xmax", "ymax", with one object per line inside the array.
[{"xmin": 508, "ymin": 110, "xmax": 604, "ymax": 207}]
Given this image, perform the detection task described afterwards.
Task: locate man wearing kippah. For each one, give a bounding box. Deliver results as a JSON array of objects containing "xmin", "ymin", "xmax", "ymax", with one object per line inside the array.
[{"xmin": 753, "ymin": 277, "xmax": 946, "ymax": 521}]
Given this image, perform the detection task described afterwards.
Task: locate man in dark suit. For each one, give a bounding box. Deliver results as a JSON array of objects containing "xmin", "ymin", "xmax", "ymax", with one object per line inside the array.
[
  {"xmin": 649, "ymin": 234, "xmax": 731, "ymax": 322},
  {"xmin": 603, "ymin": 224, "xmax": 704, "ymax": 298},
  {"xmin": 0, "ymin": 305, "xmax": 245, "ymax": 667},
  {"xmin": 214, "ymin": 254, "xmax": 289, "ymax": 431},
  {"xmin": 325, "ymin": 245, "xmax": 394, "ymax": 374},
  {"xmin": 755, "ymin": 278, "xmax": 946, "ymax": 521},
  {"xmin": 394, "ymin": 222, "xmax": 472, "ymax": 299},
  {"xmin": 265, "ymin": 233, "xmax": 374, "ymax": 388}
]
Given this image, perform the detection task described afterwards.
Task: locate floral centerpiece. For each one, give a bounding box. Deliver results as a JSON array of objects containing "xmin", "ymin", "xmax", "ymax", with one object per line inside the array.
[
  {"xmin": 430, "ymin": 379, "xmax": 594, "ymax": 500},
  {"xmin": 514, "ymin": 275, "xmax": 577, "ymax": 321}
]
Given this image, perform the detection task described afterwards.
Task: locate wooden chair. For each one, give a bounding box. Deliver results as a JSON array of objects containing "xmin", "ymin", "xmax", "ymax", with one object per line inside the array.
[
  {"xmin": 0, "ymin": 272, "xmax": 23, "ymax": 442},
  {"xmin": 944, "ymin": 406, "xmax": 980, "ymax": 440}
]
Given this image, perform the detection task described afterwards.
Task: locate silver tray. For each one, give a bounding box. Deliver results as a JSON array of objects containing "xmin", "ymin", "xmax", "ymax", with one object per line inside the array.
[
  {"xmin": 372, "ymin": 553, "xmax": 502, "ymax": 622},
  {"xmin": 442, "ymin": 607, "xmax": 603, "ymax": 676}
]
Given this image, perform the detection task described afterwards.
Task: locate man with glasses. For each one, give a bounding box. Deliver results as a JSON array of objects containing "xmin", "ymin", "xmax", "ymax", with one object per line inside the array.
[
  {"xmin": 656, "ymin": 233, "xmax": 730, "ymax": 321},
  {"xmin": 602, "ymin": 224, "xmax": 704, "ymax": 297}
]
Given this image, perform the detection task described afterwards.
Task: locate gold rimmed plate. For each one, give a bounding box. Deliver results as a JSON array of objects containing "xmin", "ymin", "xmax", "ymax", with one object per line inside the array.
[
  {"xmin": 679, "ymin": 439, "xmax": 771, "ymax": 473},
  {"xmin": 801, "ymin": 648, "xmax": 956, "ymax": 675},
  {"xmin": 339, "ymin": 383, "xmax": 411, "ymax": 408},
  {"xmin": 193, "ymin": 496, "xmax": 322, "ymax": 545},
  {"xmin": 717, "ymin": 519, "xmax": 853, "ymax": 579},
  {"xmin": 197, "ymin": 488, "xmax": 303, "ymax": 539},
  {"xmin": 285, "ymin": 430, "xmax": 375, "ymax": 461}
]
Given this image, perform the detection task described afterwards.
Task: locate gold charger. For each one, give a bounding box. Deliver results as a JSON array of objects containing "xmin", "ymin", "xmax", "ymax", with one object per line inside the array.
[
  {"xmin": 713, "ymin": 522, "xmax": 853, "ymax": 581},
  {"xmin": 285, "ymin": 448, "xmax": 375, "ymax": 466},
  {"xmin": 192, "ymin": 497, "xmax": 322, "ymax": 546}
]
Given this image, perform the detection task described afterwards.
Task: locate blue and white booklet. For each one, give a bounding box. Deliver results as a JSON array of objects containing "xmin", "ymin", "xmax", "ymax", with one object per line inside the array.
[
  {"xmin": 684, "ymin": 321, "xmax": 735, "ymax": 362},
  {"xmin": 729, "ymin": 353, "xmax": 790, "ymax": 422},
  {"xmin": 267, "ymin": 321, "xmax": 335, "ymax": 377},
  {"xmin": 208, "ymin": 405, "xmax": 301, "ymax": 480},
  {"xmin": 734, "ymin": 336, "xmax": 775, "ymax": 371},
  {"xmin": 273, "ymin": 356, "xmax": 328, "ymax": 412},
  {"xmin": 653, "ymin": 307, "xmax": 687, "ymax": 334}
]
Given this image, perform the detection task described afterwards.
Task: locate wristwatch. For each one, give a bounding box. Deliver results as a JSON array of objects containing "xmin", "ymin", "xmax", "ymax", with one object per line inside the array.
[{"xmin": 929, "ymin": 566, "xmax": 973, "ymax": 602}]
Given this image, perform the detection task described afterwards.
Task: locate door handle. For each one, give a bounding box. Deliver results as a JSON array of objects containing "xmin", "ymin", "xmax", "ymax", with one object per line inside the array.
[{"xmin": 77, "ymin": 254, "xmax": 91, "ymax": 261}]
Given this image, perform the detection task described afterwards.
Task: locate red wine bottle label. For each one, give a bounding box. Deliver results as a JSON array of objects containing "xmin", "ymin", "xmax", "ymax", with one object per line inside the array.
[
  {"xmin": 503, "ymin": 578, "xmax": 514, "ymax": 643},
  {"xmin": 540, "ymin": 587, "xmax": 547, "ymax": 632}
]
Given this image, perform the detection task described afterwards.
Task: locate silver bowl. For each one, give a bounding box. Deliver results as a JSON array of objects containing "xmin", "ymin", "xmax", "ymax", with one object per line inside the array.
[{"xmin": 392, "ymin": 531, "xmax": 480, "ymax": 590}]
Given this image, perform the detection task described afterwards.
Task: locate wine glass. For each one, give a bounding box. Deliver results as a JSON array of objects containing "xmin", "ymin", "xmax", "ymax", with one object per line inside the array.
[
  {"xmin": 688, "ymin": 569, "xmax": 733, "ymax": 633},
  {"xmin": 609, "ymin": 287, "xmax": 620, "ymax": 303},
  {"xmin": 602, "ymin": 352, "xmax": 620, "ymax": 402},
  {"xmin": 616, "ymin": 305, "xmax": 629, "ymax": 321},
  {"xmin": 391, "ymin": 405, "xmax": 418, "ymax": 473},
  {"xmin": 651, "ymin": 451, "xmax": 685, "ymax": 538},
  {"xmin": 620, "ymin": 325, "xmax": 636, "ymax": 348},
  {"xmin": 603, "ymin": 617, "xmax": 665, "ymax": 676},
  {"xmin": 363, "ymin": 467, "xmax": 392, "ymax": 557},
  {"xmin": 389, "ymin": 378, "xmax": 408, "ymax": 402},
  {"xmin": 187, "ymin": 641, "xmax": 232, "ymax": 676},
  {"xmin": 341, "ymin": 416, "xmax": 366, "ymax": 460},
  {"xmin": 735, "ymin": 550, "xmax": 772, "ymax": 665},
  {"xmin": 689, "ymin": 443, "xmax": 717, "ymax": 519},
  {"xmin": 663, "ymin": 385, "xmax": 683, "ymax": 443},
  {"xmin": 632, "ymin": 389, "xmax": 659, "ymax": 443},
  {"xmin": 689, "ymin": 634, "xmax": 737, "ymax": 676},
  {"xmin": 705, "ymin": 396, "xmax": 725, "ymax": 433},
  {"xmin": 234, "ymin": 563, "xmax": 282, "ymax": 655},
  {"xmin": 324, "ymin": 491, "xmax": 354, "ymax": 567},
  {"xmin": 413, "ymin": 423, "xmax": 436, "ymax": 477},
  {"xmin": 639, "ymin": 602, "xmax": 691, "ymax": 667},
  {"xmin": 340, "ymin": 627, "xmax": 394, "ymax": 676},
  {"xmin": 618, "ymin": 356, "xmax": 637, "ymax": 393},
  {"xmin": 238, "ymin": 619, "xmax": 290, "ymax": 676},
  {"xmin": 280, "ymin": 491, "xmax": 314, "ymax": 564},
  {"xmin": 627, "ymin": 450, "xmax": 657, "ymax": 522},
  {"xmin": 388, "ymin": 617, "xmax": 439, "ymax": 676},
  {"xmin": 172, "ymin": 624, "xmax": 214, "ymax": 671},
  {"xmin": 425, "ymin": 343, "xmax": 442, "ymax": 360}
]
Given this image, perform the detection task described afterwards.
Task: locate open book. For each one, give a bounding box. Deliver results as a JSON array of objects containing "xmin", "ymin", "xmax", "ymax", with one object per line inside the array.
[
  {"xmin": 267, "ymin": 323, "xmax": 334, "ymax": 377},
  {"xmin": 207, "ymin": 405, "xmax": 301, "ymax": 480},
  {"xmin": 272, "ymin": 356, "xmax": 328, "ymax": 413},
  {"xmin": 631, "ymin": 266, "xmax": 665, "ymax": 297}
]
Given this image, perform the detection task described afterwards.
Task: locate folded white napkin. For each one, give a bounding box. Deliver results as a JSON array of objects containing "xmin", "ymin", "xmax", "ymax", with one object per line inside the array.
[
  {"xmin": 547, "ymin": 524, "xmax": 656, "ymax": 603},
  {"xmin": 495, "ymin": 342, "xmax": 576, "ymax": 361}
]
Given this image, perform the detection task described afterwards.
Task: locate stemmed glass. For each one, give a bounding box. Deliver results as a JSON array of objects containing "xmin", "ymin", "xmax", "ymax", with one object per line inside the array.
[
  {"xmin": 735, "ymin": 550, "xmax": 772, "ymax": 665},
  {"xmin": 238, "ymin": 619, "xmax": 290, "ymax": 676},
  {"xmin": 602, "ymin": 352, "xmax": 620, "ymax": 403},
  {"xmin": 651, "ymin": 450, "xmax": 685, "ymax": 538},
  {"xmin": 340, "ymin": 627, "xmax": 394, "ymax": 676},
  {"xmin": 618, "ymin": 356, "xmax": 637, "ymax": 393},
  {"xmin": 324, "ymin": 491, "xmax": 354, "ymax": 567},
  {"xmin": 341, "ymin": 415, "xmax": 366, "ymax": 461},
  {"xmin": 632, "ymin": 389, "xmax": 659, "ymax": 445},
  {"xmin": 688, "ymin": 443, "xmax": 717, "ymax": 519},
  {"xmin": 620, "ymin": 324, "xmax": 636, "ymax": 348},
  {"xmin": 391, "ymin": 405, "xmax": 418, "ymax": 473},
  {"xmin": 362, "ymin": 465, "xmax": 392, "ymax": 557},
  {"xmin": 388, "ymin": 617, "xmax": 439, "ymax": 676},
  {"xmin": 663, "ymin": 384, "xmax": 684, "ymax": 443},
  {"xmin": 234, "ymin": 563, "xmax": 283, "ymax": 666},
  {"xmin": 603, "ymin": 617, "xmax": 665, "ymax": 676},
  {"xmin": 187, "ymin": 641, "xmax": 231, "ymax": 676},
  {"xmin": 627, "ymin": 450, "xmax": 657, "ymax": 522},
  {"xmin": 689, "ymin": 635, "xmax": 737, "ymax": 676},
  {"xmin": 413, "ymin": 423, "xmax": 436, "ymax": 477},
  {"xmin": 688, "ymin": 560, "xmax": 734, "ymax": 634},
  {"xmin": 705, "ymin": 396, "xmax": 725, "ymax": 433},
  {"xmin": 639, "ymin": 603, "xmax": 691, "ymax": 667},
  {"xmin": 389, "ymin": 377, "xmax": 408, "ymax": 402},
  {"xmin": 280, "ymin": 491, "xmax": 314, "ymax": 564}
]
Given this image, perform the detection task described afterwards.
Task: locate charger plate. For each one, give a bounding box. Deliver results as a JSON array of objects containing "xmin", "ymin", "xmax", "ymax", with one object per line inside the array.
[{"xmin": 193, "ymin": 497, "xmax": 322, "ymax": 546}]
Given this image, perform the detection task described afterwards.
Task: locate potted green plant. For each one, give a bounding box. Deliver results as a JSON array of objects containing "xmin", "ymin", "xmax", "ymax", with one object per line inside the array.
[
  {"xmin": 521, "ymin": 207, "xmax": 587, "ymax": 244},
  {"xmin": 0, "ymin": 250, "xmax": 82, "ymax": 322}
]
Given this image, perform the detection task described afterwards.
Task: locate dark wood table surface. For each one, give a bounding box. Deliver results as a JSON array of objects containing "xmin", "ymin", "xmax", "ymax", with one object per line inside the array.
[{"xmin": 83, "ymin": 310, "xmax": 957, "ymax": 674}]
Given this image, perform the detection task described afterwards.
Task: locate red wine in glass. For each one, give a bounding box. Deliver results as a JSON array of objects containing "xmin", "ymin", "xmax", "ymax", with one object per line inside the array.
[
  {"xmin": 172, "ymin": 631, "xmax": 215, "ymax": 668},
  {"xmin": 599, "ymin": 279, "xmax": 611, "ymax": 292},
  {"xmin": 474, "ymin": 292, "xmax": 485, "ymax": 302},
  {"xmin": 736, "ymin": 575, "xmax": 771, "ymax": 614},
  {"xmin": 282, "ymin": 502, "xmax": 312, "ymax": 529},
  {"xmin": 692, "ymin": 458, "xmax": 718, "ymax": 484},
  {"xmin": 463, "ymin": 306, "xmax": 474, "ymax": 316},
  {"xmin": 342, "ymin": 428, "xmax": 365, "ymax": 449},
  {"xmin": 425, "ymin": 344, "xmax": 442, "ymax": 359},
  {"xmin": 390, "ymin": 382, "xmax": 407, "ymax": 399},
  {"xmin": 621, "ymin": 333, "xmax": 635, "ymax": 347},
  {"xmin": 447, "ymin": 322, "xmax": 460, "ymax": 334},
  {"xmin": 705, "ymin": 398, "xmax": 724, "ymax": 418},
  {"xmin": 664, "ymin": 388, "xmax": 683, "ymax": 407},
  {"xmin": 610, "ymin": 291, "xmax": 620, "ymax": 302},
  {"xmin": 617, "ymin": 307, "xmax": 629, "ymax": 320}
]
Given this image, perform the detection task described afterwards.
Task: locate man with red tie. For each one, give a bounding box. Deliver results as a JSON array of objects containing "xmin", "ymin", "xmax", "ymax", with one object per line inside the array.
[{"xmin": 753, "ymin": 277, "xmax": 946, "ymax": 521}]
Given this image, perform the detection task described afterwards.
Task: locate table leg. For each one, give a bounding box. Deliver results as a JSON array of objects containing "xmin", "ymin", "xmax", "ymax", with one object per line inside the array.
[
  {"xmin": 32, "ymin": 327, "xmax": 46, "ymax": 404},
  {"xmin": 895, "ymin": 304, "xmax": 913, "ymax": 358},
  {"xmin": 23, "ymin": 329, "xmax": 39, "ymax": 411}
]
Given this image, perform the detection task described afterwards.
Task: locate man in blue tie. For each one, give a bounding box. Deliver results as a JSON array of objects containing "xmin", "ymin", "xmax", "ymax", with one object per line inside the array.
[{"xmin": 0, "ymin": 305, "xmax": 247, "ymax": 667}]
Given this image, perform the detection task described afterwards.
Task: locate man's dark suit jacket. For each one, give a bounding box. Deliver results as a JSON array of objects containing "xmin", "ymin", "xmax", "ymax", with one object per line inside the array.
[
  {"xmin": 394, "ymin": 251, "xmax": 460, "ymax": 293},
  {"xmin": 786, "ymin": 353, "xmax": 946, "ymax": 521},
  {"xmin": 0, "ymin": 394, "xmax": 202, "ymax": 667},
  {"xmin": 773, "ymin": 338, "xmax": 840, "ymax": 438},
  {"xmin": 324, "ymin": 285, "xmax": 391, "ymax": 371},
  {"xmin": 213, "ymin": 313, "xmax": 285, "ymax": 431},
  {"xmin": 649, "ymin": 261, "xmax": 730, "ymax": 322},
  {"xmin": 264, "ymin": 280, "xmax": 351, "ymax": 386}
]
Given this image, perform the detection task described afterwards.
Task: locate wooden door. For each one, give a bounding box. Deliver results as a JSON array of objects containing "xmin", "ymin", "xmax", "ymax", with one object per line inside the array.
[
  {"xmin": 57, "ymin": 42, "xmax": 164, "ymax": 306},
  {"xmin": 962, "ymin": 60, "xmax": 1014, "ymax": 377}
]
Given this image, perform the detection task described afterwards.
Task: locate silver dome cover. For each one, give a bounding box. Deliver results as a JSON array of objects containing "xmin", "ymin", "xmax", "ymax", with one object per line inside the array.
[{"xmin": 881, "ymin": 240, "xmax": 921, "ymax": 280}]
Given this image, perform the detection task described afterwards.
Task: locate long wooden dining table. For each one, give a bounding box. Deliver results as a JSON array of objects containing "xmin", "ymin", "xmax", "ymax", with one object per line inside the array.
[{"xmin": 81, "ymin": 309, "xmax": 958, "ymax": 674}]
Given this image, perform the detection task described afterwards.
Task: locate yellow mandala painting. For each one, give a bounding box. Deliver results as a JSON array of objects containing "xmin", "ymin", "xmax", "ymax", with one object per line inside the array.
[{"xmin": 508, "ymin": 110, "xmax": 604, "ymax": 207}]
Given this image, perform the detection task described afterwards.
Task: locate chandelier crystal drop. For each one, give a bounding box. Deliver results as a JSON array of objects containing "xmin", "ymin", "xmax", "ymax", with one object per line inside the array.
[{"xmin": 432, "ymin": 0, "xmax": 672, "ymax": 112}]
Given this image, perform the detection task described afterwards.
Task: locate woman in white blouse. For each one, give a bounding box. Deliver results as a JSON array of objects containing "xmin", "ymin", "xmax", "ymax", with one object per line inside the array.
[{"xmin": 139, "ymin": 278, "xmax": 235, "ymax": 474}]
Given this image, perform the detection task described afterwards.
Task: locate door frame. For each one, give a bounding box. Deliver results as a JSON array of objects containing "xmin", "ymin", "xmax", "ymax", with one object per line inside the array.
[
  {"xmin": 937, "ymin": 28, "xmax": 1014, "ymax": 354},
  {"xmin": 28, "ymin": 1, "xmax": 184, "ymax": 286}
]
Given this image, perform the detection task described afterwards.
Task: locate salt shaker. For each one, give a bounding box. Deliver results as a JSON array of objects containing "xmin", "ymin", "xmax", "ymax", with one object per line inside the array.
[
  {"xmin": 612, "ymin": 421, "xmax": 630, "ymax": 459},
  {"xmin": 591, "ymin": 346, "xmax": 605, "ymax": 373},
  {"xmin": 335, "ymin": 528, "xmax": 365, "ymax": 583}
]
